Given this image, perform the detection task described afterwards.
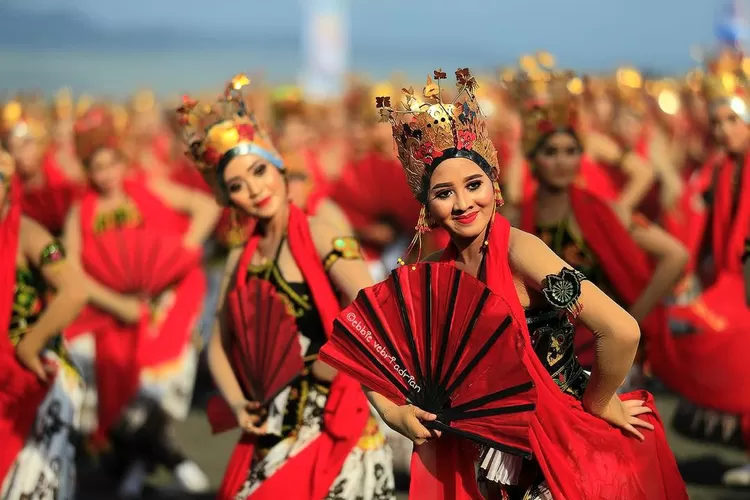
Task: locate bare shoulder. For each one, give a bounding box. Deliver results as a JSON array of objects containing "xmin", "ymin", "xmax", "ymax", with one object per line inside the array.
[
  {"xmin": 508, "ymin": 227, "xmax": 546, "ymax": 258},
  {"xmin": 308, "ymin": 215, "xmax": 353, "ymax": 258},
  {"xmin": 508, "ymin": 227, "xmax": 567, "ymax": 280},
  {"xmin": 314, "ymin": 198, "xmax": 353, "ymax": 233},
  {"xmin": 20, "ymin": 215, "xmax": 56, "ymax": 260}
]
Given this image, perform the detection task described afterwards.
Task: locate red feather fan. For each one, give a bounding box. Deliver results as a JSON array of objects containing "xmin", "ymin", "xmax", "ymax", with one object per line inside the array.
[
  {"xmin": 207, "ymin": 278, "xmax": 303, "ymax": 434},
  {"xmin": 319, "ymin": 262, "xmax": 536, "ymax": 456},
  {"xmin": 21, "ymin": 183, "xmax": 82, "ymax": 234},
  {"xmin": 83, "ymin": 227, "xmax": 200, "ymax": 297}
]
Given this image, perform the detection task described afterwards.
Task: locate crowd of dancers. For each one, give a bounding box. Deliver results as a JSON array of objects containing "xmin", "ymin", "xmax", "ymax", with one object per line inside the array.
[{"xmin": 1, "ymin": 47, "xmax": 750, "ymax": 500}]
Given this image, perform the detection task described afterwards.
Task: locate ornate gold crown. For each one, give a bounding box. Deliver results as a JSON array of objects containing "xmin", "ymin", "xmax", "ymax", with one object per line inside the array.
[
  {"xmin": 1, "ymin": 100, "xmax": 46, "ymax": 140},
  {"xmin": 503, "ymin": 54, "xmax": 582, "ymax": 156},
  {"xmin": 698, "ymin": 49, "xmax": 750, "ymax": 120},
  {"xmin": 613, "ymin": 67, "xmax": 646, "ymax": 114},
  {"xmin": 176, "ymin": 74, "xmax": 284, "ymax": 203},
  {"xmin": 376, "ymin": 68, "xmax": 498, "ymax": 203}
]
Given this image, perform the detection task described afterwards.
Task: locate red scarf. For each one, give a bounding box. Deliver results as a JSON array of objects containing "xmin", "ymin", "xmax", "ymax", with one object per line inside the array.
[
  {"xmin": 428, "ymin": 216, "xmax": 686, "ymax": 499},
  {"xmin": 217, "ymin": 204, "xmax": 369, "ymax": 500},
  {"xmin": 712, "ymin": 152, "xmax": 750, "ymax": 275},
  {"xmin": 20, "ymin": 154, "xmax": 83, "ymax": 234},
  {"xmin": 0, "ymin": 178, "xmax": 49, "ymax": 482}
]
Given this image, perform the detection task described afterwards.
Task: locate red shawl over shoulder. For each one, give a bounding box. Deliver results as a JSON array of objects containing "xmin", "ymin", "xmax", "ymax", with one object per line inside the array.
[
  {"xmin": 416, "ymin": 217, "xmax": 686, "ymax": 499},
  {"xmin": 712, "ymin": 152, "xmax": 750, "ymax": 276},
  {"xmin": 216, "ymin": 204, "xmax": 369, "ymax": 500},
  {"xmin": 0, "ymin": 178, "xmax": 50, "ymax": 482},
  {"xmin": 20, "ymin": 152, "xmax": 83, "ymax": 234},
  {"xmin": 65, "ymin": 179, "xmax": 204, "ymax": 442}
]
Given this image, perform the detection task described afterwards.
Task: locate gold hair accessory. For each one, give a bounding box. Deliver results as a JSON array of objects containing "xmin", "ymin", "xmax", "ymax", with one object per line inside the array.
[
  {"xmin": 2, "ymin": 100, "xmax": 46, "ymax": 141},
  {"xmin": 176, "ymin": 74, "xmax": 284, "ymax": 204},
  {"xmin": 699, "ymin": 48, "xmax": 750, "ymax": 121},
  {"xmin": 0, "ymin": 149, "xmax": 15, "ymax": 181},
  {"xmin": 376, "ymin": 67, "xmax": 499, "ymax": 204},
  {"xmin": 504, "ymin": 54, "xmax": 582, "ymax": 156},
  {"xmin": 54, "ymin": 88, "xmax": 74, "ymax": 121}
]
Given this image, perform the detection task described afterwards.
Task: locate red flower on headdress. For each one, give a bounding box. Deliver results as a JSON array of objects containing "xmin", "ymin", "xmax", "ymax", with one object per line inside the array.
[
  {"xmin": 202, "ymin": 146, "xmax": 221, "ymax": 166},
  {"xmin": 537, "ymin": 119, "xmax": 555, "ymax": 135},
  {"xmin": 413, "ymin": 142, "xmax": 444, "ymax": 164},
  {"xmin": 177, "ymin": 95, "xmax": 198, "ymax": 115},
  {"xmin": 456, "ymin": 130, "xmax": 477, "ymax": 150},
  {"xmin": 236, "ymin": 123, "xmax": 256, "ymax": 141}
]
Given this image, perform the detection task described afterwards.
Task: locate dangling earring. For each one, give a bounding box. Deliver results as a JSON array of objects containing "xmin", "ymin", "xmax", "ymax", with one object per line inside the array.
[
  {"xmin": 226, "ymin": 205, "xmax": 248, "ymax": 247},
  {"xmin": 481, "ymin": 181, "xmax": 504, "ymax": 251},
  {"xmin": 398, "ymin": 206, "xmax": 431, "ymax": 268},
  {"xmin": 493, "ymin": 180, "xmax": 504, "ymax": 208}
]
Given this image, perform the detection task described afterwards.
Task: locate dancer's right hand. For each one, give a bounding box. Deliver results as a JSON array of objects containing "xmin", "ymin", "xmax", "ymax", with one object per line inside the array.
[
  {"xmin": 585, "ymin": 394, "xmax": 654, "ymax": 441},
  {"xmin": 383, "ymin": 404, "xmax": 442, "ymax": 446},
  {"xmin": 234, "ymin": 400, "xmax": 267, "ymax": 436},
  {"xmin": 117, "ymin": 296, "xmax": 145, "ymax": 325}
]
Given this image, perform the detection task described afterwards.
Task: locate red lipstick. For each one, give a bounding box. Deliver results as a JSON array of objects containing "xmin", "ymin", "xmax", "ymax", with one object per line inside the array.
[
  {"xmin": 453, "ymin": 211, "xmax": 478, "ymax": 225},
  {"xmin": 255, "ymin": 196, "xmax": 272, "ymax": 208}
]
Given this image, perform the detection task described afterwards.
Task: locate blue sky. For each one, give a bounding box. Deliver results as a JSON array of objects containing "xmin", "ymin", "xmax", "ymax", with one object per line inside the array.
[{"xmin": 10, "ymin": 0, "xmax": 732, "ymax": 71}]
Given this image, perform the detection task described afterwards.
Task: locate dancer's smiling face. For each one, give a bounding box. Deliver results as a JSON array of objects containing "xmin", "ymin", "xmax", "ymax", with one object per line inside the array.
[{"xmin": 426, "ymin": 157, "xmax": 495, "ymax": 240}]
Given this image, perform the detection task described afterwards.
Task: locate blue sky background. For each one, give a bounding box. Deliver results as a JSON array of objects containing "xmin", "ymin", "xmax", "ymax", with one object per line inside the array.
[{"xmin": 1, "ymin": 0, "xmax": 745, "ymax": 94}]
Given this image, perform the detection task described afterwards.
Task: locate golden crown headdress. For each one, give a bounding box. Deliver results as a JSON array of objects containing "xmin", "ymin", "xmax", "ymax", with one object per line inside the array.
[
  {"xmin": 376, "ymin": 67, "xmax": 498, "ymax": 204},
  {"xmin": 613, "ymin": 66, "xmax": 647, "ymax": 114},
  {"xmin": 503, "ymin": 53, "xmax": 583, "ymax": 156},
  {"xmin": 176, "ymin": 74, "xmax": 284, "ymax": 204},
  {"xmin": 699, "ymin": 48, "xmax": 750, "ymax": 120},
  {"xmin": 1, "ymin": 100, "xmax": 46, "ymax": 141}
]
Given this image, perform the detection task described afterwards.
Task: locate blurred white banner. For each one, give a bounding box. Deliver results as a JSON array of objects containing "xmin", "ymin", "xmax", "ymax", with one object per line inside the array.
[{"xmin": 300, "ymin": 0, "xmax": 349, "ymax": 101}]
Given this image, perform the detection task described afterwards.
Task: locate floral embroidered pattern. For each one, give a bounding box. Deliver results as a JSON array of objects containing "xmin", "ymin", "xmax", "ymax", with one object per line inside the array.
[
  {"xmin": 93, "ymin": 203, "xmax": 142, "ymax": 233},
  {"xmin": 541, "ymin": 268, "xmax": 587, "ymax": 318}
]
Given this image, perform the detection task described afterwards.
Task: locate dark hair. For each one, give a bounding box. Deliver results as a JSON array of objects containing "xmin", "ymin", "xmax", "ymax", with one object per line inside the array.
[{"xmin": 527, "ymin": 127, "xmax": 582, "ymax": 159}]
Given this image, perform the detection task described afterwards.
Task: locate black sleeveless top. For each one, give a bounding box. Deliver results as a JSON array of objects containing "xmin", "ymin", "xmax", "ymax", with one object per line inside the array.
[{"xmin": 246, "ymin": 236, "xmax": 326, "ymax": 360}]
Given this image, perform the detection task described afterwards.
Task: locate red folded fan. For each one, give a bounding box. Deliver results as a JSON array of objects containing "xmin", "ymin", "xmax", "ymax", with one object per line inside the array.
[
  {"xmin": 21, "ymin": 183, "xmax": 82, "ymax": 234},
  {"xmin": 208, "ymin": 278, "xmax": 304, "ymax": 434},
  {"xmin": 227, "ymin": 277, "xmax": 304, "ymax": 405},
  {"xmin": 83, "ymin": 226, "xmax": 200, "ymax": 298},
  {"xmin": 319, "ymin": 262, "xmax": 536, "ymax": 456}
]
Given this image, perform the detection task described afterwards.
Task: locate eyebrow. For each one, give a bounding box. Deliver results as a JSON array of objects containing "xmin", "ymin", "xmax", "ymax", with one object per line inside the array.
[
  {"xmin": 225, "ymin": 158, "xmax": 265, "ymax": 184},
  {"xmin": 431, "ymin": 173, "xmax": 483, "ymax": 191}
]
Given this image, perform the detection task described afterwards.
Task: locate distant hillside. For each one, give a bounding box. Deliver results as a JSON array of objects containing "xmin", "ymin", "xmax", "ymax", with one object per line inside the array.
[{"xmin": 0, "ymin": 6, "xmax": 299, "ymax": 50}]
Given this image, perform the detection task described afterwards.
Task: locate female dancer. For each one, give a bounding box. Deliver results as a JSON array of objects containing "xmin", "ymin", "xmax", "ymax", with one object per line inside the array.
[
  {"xmin": 670, "ymin": 58, "xmax": 750, "ymax": 487},
  {"xmin": 177, "ymin": 75, "xmax": 395, "ymax": 500},
  {"xmin": 62, "ymin": 106, "xmax": 218, "ymax": 496},
  {"xmin": 0, "ymin": 148, "xmax": 87, "ymax": 499},
  {"xmin": 2, "ymin": 102, "xmax": 83, "ymax": 235},
  {"xmin": 362, "ymin": 68, "xmax": 686, "ymax": 499},
  {"xmin": 499, "ymin": 56, "xmax": 655, "ymax": 229},
  {"xmin": 506, "ymin": 71, "xmax": 689, "ymax": 370}
]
